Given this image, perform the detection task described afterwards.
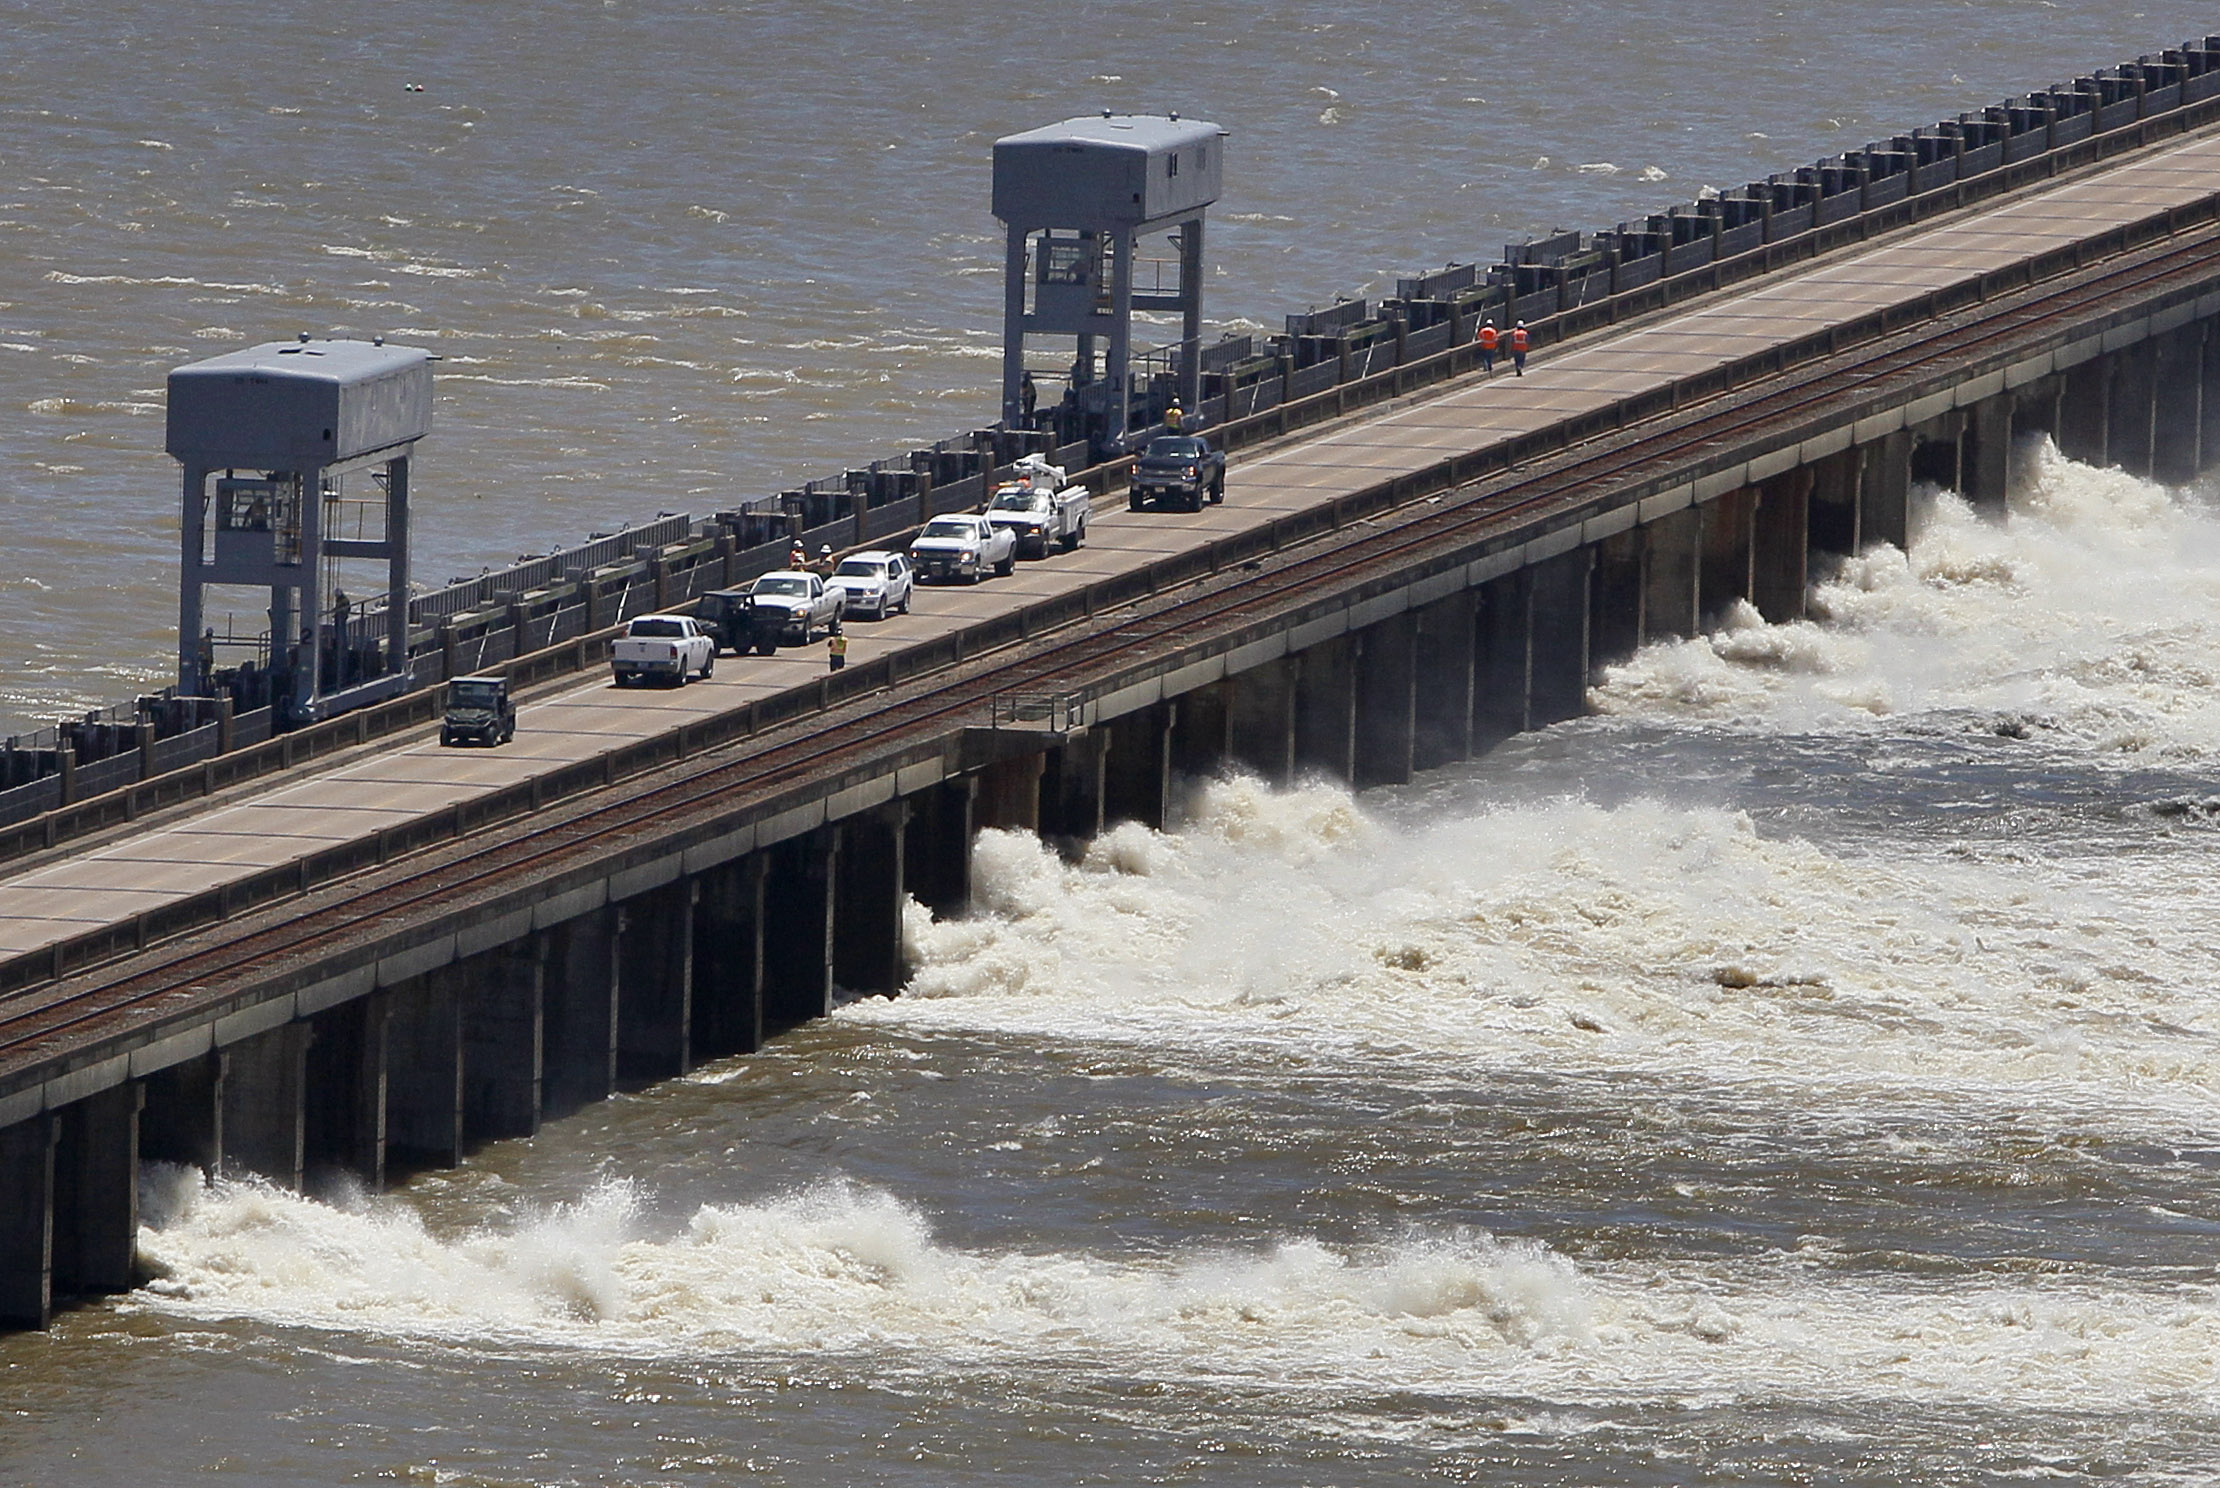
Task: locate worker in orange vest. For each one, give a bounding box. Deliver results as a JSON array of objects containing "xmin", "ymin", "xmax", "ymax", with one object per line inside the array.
[
  {"xmin": 1510, "ymin": 321, "xmax": 1530, "ymax": 376},
  {"xmin": 1475, "ymin": 319, "xmax": 1498, "ymax": 374}
]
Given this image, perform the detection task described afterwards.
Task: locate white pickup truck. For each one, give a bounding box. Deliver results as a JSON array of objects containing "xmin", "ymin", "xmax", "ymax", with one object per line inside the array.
[
  {"xmin": 911, "ymin": 512, "xmax": 1017, "ymax": 584},
  {"xmin": 984, "ymin": 455, "xmax": 1091, "ymax": 558},
  {"xmin": 611, "ymin": 614, "xmax": 715, "ymax": 686}
]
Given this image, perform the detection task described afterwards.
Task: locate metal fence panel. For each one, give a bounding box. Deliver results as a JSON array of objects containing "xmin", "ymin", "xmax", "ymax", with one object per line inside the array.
[
  {"xmin": 150, "ymin": 722, "xmax": 220, "ymax": 776},
  {"xmin": 75, "ymin": 753, "xmax": 138, "ymax": 800},
  {"xmin": 0, "ymin": 776, "xmax": 61, "ymax": 828},
  {"xmin": 1404, "ymin": 322, "xmax": 1452, "ymax": 359}
]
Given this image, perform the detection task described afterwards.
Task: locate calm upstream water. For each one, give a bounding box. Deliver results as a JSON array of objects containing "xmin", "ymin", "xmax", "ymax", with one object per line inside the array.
[{"xmin": 9, "ymin": 2, "xmax": 2220, "ymax": 1483}]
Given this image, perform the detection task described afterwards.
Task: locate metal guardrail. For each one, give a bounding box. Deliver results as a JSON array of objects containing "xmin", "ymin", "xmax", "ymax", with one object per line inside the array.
[{"xmin": 988, "ymin": 692, "xmax": 1084, "ymax": 731}]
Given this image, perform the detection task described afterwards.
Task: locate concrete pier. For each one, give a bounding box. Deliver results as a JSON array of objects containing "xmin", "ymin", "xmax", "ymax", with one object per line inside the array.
[
  {"xmin": 0, "ymin": 1115, "xmax": 53, "ymax": 1328},
  {"xmin": 387, "ymin": 973, "xmax": 463, "ymax": 1171},
  {"xmin": 617, "ymin": 884, "xmax": 694, "ymax": 1086},
  {"xmin": 543, "ymin": 908, "xmax": 619, "ymax": 1118},
  {"xmin": 1353, "ymin": 614, "xmax": 1417, "ymax": 790},
  {"xmin": 834, "ymin": 807, "xmax": 906, "ymax": 996},
  {"xmin": 1294, "ymin": 635, "xmax": 1357, "ymax": 781},
  {"xmin": 464, "ymin": 943, "xmax": 545, "ymax": 1141},
  {"xmin": 762, "ymin": 830, "xmax": 837, "ymax": 1030},
  {"xmin": 693, "ymin": 856, "xmax": 767, "ymax": 1058},
  {"xmin": 222, "ymin": 1023, "xmax": 309, "ymax": 1188},
  {"xmin": 305, "ymin": 993, "xmax": 386, "ymax": 1189},
  {"xmin": 1412, "ymin": 593, "xmax": 1476, "ymax": 772}
]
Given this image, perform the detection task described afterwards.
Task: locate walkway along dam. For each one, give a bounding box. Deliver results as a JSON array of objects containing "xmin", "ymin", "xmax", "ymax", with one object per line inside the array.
[{"xmin": 9, "ymin": 98, "xmax": 2220, "ymax": 1330}]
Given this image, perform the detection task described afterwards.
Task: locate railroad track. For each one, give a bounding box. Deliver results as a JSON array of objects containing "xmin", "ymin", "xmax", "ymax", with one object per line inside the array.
[{"xmin": 8, "ymin": 215, "xmax": 2218, "ymax": 1071}]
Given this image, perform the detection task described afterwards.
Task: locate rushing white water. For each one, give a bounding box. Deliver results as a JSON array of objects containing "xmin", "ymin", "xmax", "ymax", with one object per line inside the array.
[
  {"xmin": 107, "ymin": 451, "xmax": 2220, "ymax": 1476},
  {"xmin": 1594, "ymin": 440, "xmax": 2220, "ymax": 756},
  {"xmin": 128, "ymin": 1163, "xmax": 2220, "ymax": 1423}
]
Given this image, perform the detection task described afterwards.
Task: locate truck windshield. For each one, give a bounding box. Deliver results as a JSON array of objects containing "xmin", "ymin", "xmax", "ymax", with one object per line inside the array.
[
  {"xmin": 834, "ymin": 559, "xmax": 883, "ymax": 579},
  {"xmin": 920, "ymin": 519, "xmax": 974, "ymax": 539},
  {"xmin": 989, "ymin": 488, "xmax": 1046, "ymax": 511},
  {"xmin": 751, "ymin": 577, "xmax": 808, "ymax": 597},
  {"xmin": 450, "ymin": 680, "xmax": 502, "ymax": 707},
  {"xmin": 1146, "ymin": 437, "xmax": 1205, "ymax": 459},
  {"xmin": 630, "ymin": 618, "xmax": 686, "ymax": 637}
]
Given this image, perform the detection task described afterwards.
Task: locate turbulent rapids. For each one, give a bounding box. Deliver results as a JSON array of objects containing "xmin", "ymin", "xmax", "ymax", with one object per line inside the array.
[{"xmin": 98, "ymin": 445, "xmax": 2220, "ymax": 1478}]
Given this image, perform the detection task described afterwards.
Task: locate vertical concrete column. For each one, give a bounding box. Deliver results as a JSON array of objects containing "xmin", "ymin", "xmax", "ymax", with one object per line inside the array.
[
  {"xmin": 221, "ymin": 1020, "xmax": 310, "ymax": 1189},
  {"xmin": 1640, "ymin": 505, "xmax": 1700, "ymax": 641},
  {"xmin": 2057, "ymin": 357, "xmax": 2111, "ymax": 468},
  {"xmin": 1963, "ymin": 394, "xmax": 2015, "ymax": 514},
  {"xmin": 1040, "ymin": 731, "xmax": 1108, "ymax": 850},
  {"xmin": 1587, "ymin": 528, "xmax": 1643, "ymax": 672},
  {"xmin": 140, "ymin": 1051, "xmax": 223, "ymax": 1177},
  {"xmin": 1528, "ymin": 547, "xmax": 1593, "ymax": 727},
  {"xmin": 616, "ymin": 882, "xmax": 694, "ymax": 1087},
  {"xmin": 1807, "ymin": 446, "xmax": 1859, "ymax": 566},
  {"xmin": 2151, "ymin": 324, "xmax": 2204, "ymax": 486},
  {"xmin": 463, "ymin": 942, "xmax": 544, "ymax": 1141},
  {"xmin": 692, "ymin": 854, "xmax": 766, "ymax": 1059},
  {"xmin": 1168, "ymin": 683, "xmax": 1229, "ymax": 782},
  {"xmin": 1352, "ymin": 611, "xmax": 1417, "ymax": 790},
  {"xmin": 906, "ymin": 776, "xmax": 977, "ymax": 916},
  {"xmin": 1474, "ymin": 569, "xmax": 1532, "ymax": 750},
  {"xmin": 2106, "ymin": 339, "xmax": 2157, "ymax": 479},
  {"xmin": 0, "ymin": 1115, "xmax": 55, "ymax": 1330},
  {"xmin": 835, "ymin": 805, "xmax": 907, "ymax": 997},
  {"xmin": 974, "ymin": 751, "xmax": 1045, "ymax": 834},
  {"xmin": 1751, "ymin": 470, "xmax": 1810, "ymax": 623},
  {"xmin": 1224, "ymin": 657, "xmax": 1297, "ymax": 785},
  {"xmin": 1412, "ymin": 590, "xmax": 1477, "ymax": 771},
  {"xmin": 304, "ymin": 993, "xmax": 388, "ymax": 1192},
  {"xmin": 541, "ymin": 907, "xmax": 618, "ymax": 1119},
  {"xmin": 53, "ymin": 1082, "xmax": 142, "ymax": 1298},
  {"xmin": 1104, "ymin": 707, "xmax": 1172, "ymax": 830},
  {"xmin": 1293, "ymin": 635, "xmax": 1357, "ymax": 782},
  {"xmin": 763, "ymin": 827, "xmax": 838, "ymax": 1031},
  {"xmin": 1859, "ymin": 430, "xmax": 1913, "ymax": 553},
  {"xmin": 1698, "ymin": 490, "xmax": 1756, "ymax": 628},
  {"xmin": 2200, "ymin": 329, "xmax": 2220, "ymax": 476},
  {"xmin": 385, "ymin": 972, "xmax": 463, "ymax": 1171}
]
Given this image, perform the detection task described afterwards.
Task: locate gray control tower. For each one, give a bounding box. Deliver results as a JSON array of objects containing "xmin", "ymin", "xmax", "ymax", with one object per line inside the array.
[
  {"xmin": 167, "ymin": 337, "xmax": 433, "ymax": 723},
  {"xmin": 993, "ymin": 113, "xmax": 1225, "ymax": 451}
]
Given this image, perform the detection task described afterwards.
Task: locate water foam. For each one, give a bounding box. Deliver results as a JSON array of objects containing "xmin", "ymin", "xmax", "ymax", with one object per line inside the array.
[
  {"xmin": 870, "ymin": 767, "xmax": 2220, "ymax": 1138},
  {"xmin": 133, "ymin": 1167, "xmax": 1592, "ymax": 1376},
  {"xmin": 1591, "ymin": 443, "xmax": 2220, "ymax": 758},
  {"xmin": 130, "ymin": 1166, "xmax": 2220, "ymax": 1417}
]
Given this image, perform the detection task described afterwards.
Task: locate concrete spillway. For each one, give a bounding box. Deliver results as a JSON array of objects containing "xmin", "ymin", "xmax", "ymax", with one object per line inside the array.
[{"xmin": 8, "ymin": 110, "xmax": 2220, "ymax": 1330}]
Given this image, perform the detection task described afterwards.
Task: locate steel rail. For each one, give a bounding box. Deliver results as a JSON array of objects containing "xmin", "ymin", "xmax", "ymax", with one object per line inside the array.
[{"xmin": 7, "ymin": 220, "xmax": 2219, "ymax": 1069}]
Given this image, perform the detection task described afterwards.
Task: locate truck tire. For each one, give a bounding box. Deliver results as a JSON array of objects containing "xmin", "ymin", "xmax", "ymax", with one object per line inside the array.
[
  {"xmin": 1211, "ymin": 476, "xmax": 1225, "ymax": 504},
  {"xmin": 1186, "ymin": 489, "xmax": 1203, "ymax": 513},
  {"xmin": 995, "ymin": 553, "xmax": 1015, "ymax": 577},
  {"xmin": 503, "ymin": 718, "xmax": 515, "ymax": 744},
  {"xmin": 755, "ymin": 638, "xmax": 777, "ymax": 656},
  {"xmin": 1129, "ymin": 491, "xmax": 1143, "ymax": 513},
  {"xmin": 700, "ymin": 652, "xmax": 715, "ymax": 680}
]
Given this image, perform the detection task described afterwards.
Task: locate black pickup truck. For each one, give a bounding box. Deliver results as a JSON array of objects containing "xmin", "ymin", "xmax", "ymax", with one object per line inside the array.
[{"xmin": 1128, "ymin": 434, "xmax": 1226, "ymax": 513}]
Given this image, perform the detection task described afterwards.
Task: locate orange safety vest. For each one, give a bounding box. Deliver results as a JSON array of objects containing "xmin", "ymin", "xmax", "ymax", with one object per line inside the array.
[
  {"xmin": 1510, "ymin": 326, "xmax": 1530, "ymax": 352},
  {"xmin": 1476, "ymin": 324, "xmax": 1498, "ymax": 351}
]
